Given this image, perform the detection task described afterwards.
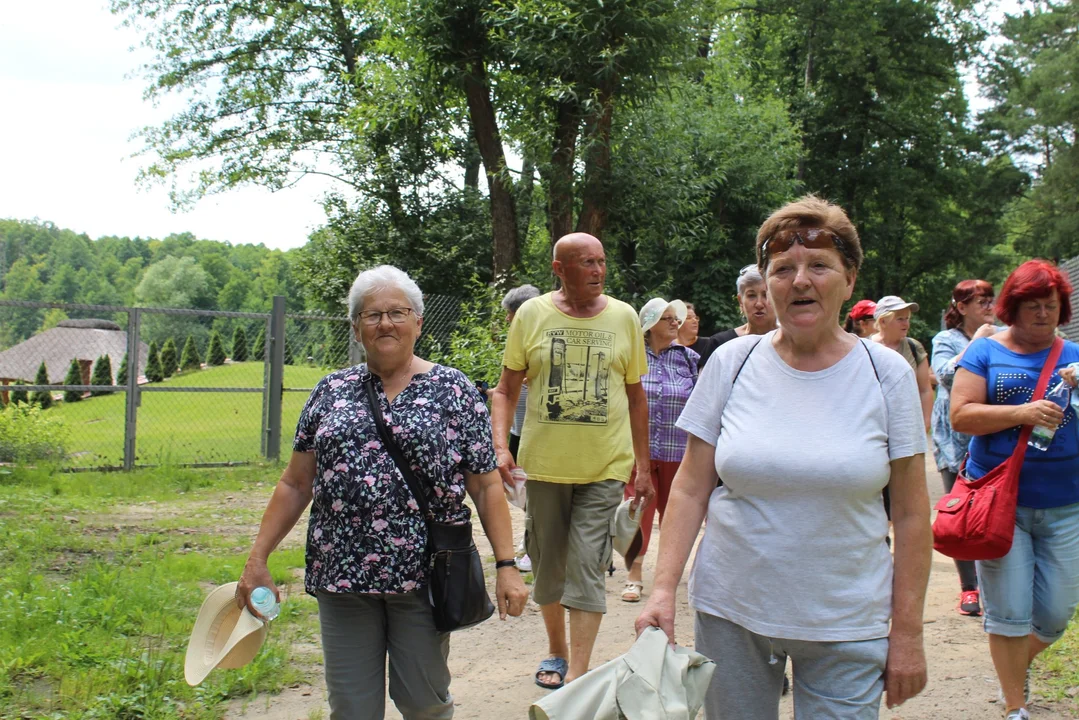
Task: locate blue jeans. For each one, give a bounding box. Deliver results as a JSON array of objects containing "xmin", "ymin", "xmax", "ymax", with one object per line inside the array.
[{"xmin": 976, "ymin": 502, "xmax": 1079, "ymax": 643}]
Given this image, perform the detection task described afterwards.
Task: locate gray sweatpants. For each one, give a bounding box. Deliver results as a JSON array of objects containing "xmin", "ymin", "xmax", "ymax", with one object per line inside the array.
[
  {"xmin": 317, "ymin": 591, "xmax": 453, "ymax": 720},
  {"xmin": 694, "ymin": 612, "xmax": 888, "ymax": 720}
]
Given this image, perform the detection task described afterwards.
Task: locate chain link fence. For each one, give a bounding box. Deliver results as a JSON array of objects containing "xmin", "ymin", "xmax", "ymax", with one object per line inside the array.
[{"xmin": 0, "ymin": 295, "xmax": 461, "ymax": 470}]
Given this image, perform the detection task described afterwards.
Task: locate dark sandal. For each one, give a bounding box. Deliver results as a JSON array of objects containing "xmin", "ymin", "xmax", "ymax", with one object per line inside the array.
[{"xmin": 534, "ymin": 656, "xmax": 568, "ymax": 689}]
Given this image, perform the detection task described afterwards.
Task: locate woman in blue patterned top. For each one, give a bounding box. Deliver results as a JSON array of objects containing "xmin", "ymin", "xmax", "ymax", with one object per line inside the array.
[
  {"xmin": 236, "ymin": 265, "xmax": 528, "ymax": 720},
  {"xmin": 930, "ymin": 278, "xmax": 997, "ymax": 617},
  {"xmin": 951, "ymin": 260, "xmax": 1079, "ymax": 720},
  {"xmin": 620, "ymin": 297, "xmax": 698, "ymax": 603}
]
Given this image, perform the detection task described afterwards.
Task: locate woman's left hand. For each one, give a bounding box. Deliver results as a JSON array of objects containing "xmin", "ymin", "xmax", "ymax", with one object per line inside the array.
[
  {"xmin": 495, "ymin": 566, "xmax": 529, "ymax": 620},
  {"xmin": 1061, "ymin": 364, "xmax": 1079, "ymax": 388},
  {"xmin": 884, "ymin": 631, "xmax": 927, "ymax": 708}
]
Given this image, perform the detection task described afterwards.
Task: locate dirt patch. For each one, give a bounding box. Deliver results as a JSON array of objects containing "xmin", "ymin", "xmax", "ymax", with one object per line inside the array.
[{"xmin": 224, "ymin": 456, "xmax": 1079, "ymax": 719}]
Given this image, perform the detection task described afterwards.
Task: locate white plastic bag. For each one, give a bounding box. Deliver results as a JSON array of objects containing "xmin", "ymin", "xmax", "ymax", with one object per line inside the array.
[{"xmin": 503, "ymin": 467, "xmax": 528, "ymax": 509}]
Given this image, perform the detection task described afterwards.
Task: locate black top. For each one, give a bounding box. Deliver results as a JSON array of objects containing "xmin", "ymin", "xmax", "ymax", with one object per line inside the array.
[{"xmin": 693, "ymin": 328, "xmax": 742, "ymax": 369}]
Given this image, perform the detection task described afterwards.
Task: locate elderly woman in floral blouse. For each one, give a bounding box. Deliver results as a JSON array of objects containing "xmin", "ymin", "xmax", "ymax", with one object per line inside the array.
[{"xmin": 237, "ymin": 265, "xmax": 528, "ymax": 720}]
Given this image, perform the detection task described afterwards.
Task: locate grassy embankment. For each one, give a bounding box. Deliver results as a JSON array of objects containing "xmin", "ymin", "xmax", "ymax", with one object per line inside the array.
[{"xmin": 0, "ymin": 464, "xmax": 317, "ymax": 719}]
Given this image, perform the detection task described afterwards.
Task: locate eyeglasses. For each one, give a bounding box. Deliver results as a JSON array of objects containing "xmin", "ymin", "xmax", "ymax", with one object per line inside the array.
[
  {"xmin": 761, "ymin": 228, "xmax": 854, "ymax": 268},
  {"xmin": 973, "ymin": 297, "xmax": 994, "ymax": 309},
  {"xmin": 659, "ymin": 315, "xmax": 679, "ymax": 324},
  {"xmin": 356, "ymin": 308, "xmax": 414, "ymax": 326}
]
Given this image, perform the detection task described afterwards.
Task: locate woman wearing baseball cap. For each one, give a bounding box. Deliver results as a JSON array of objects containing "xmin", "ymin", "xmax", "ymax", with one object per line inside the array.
[
  {"xmin": 873, "ymin": 296, "xmax": 933, "ymax": 433},
  {"xmin": 845, "ymin": 299, "xmax": 877, "ymax": 338}
]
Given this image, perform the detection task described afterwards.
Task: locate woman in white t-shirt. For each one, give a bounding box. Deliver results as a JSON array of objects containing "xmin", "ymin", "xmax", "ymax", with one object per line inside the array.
[{"xmin": 635, "ymin": 196, "xmax": 932, "ymax": 719}]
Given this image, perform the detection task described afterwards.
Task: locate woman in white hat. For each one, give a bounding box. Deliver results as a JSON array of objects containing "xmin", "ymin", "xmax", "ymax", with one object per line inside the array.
[
  {"xmin": 236, "ymin": 265, "xmax": 528, "ymax": 719},
  {"xmin": 620, "ymin": 297, "xmax": 699, "ymax": 603},
  {"xmin": 872, "ymin": 295, "xmax": 933, "ymax": 432}
]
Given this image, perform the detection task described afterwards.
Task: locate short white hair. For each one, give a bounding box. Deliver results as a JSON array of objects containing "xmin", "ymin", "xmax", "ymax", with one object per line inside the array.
[
  {"xmin": 736, "ymin": 264, "xmax": 765, "ymax": 296},
  {"xmin": 348, "ymin": 265, "xmax": 425, "ymax": 321}
]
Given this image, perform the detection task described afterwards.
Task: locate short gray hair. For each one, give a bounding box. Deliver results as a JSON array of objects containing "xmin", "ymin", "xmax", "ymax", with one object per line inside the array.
[
  {"xmin": 501, "ymin": 284, "xmax": 541, "ymax": 314},
  {"xmin": 736, "ymin": 264, "xmax": 764, "ymax": 296},
  {"xmin": 348, "ymin": 265, "xmax": 424, "ymax": 322}
]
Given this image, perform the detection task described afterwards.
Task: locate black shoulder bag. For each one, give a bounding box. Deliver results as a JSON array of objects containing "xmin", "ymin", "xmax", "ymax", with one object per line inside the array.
[{"xmin": 363, "ymin": 377, "xmax": 495, "ymax": 633}]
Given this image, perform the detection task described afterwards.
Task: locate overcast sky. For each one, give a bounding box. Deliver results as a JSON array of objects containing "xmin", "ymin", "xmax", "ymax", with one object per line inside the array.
[
  {"xmin": 0, "ymin": 2, "xmax": 1018, "ymax": 252},
  {"xmin": 0, "ymin": 1, "xmax": 334, "ymax": 250}
]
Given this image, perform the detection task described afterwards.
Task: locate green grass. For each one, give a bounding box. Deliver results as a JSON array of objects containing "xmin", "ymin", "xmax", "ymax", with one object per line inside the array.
[
  {"xmin": 47, "ymin": 362, "xmax": 331, "ymax": 468},
  {"xmin": 0, "ymin": 464, "xmax": 317, "ymax": 719},
  {"xmin": 1035, "ymin": 616, "xmax": 1079, "ymax": 704}
]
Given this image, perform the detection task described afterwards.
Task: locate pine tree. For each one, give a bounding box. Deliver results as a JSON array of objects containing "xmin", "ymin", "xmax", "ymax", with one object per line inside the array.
[
  {"xmin": 64, "ymin": 358, "xmax": 84, "ymax": 403},
  {"xmin": 207, "ymin": 331, "xmax": 226, "ymax": 366},
  {"xmin": 231, "ymin": 326, "xmax": 248, "ymax": 362},
  {"xmin": 90, "ymin": 355, "xmax": 114, "ymax": 396},
  {"xmin": 160, "ymin": 338, "xmax": 178, "ymax": 378},
  {"xmin": 32, "ymin": 361, "xmax": 53, "ymax": 409},
  {"xmin": 145, "ymin": 342, "xmax": 164, "ymax": 383},
  {"xmin": 10, "ymin": 381, "xmax": 28, "ymax": 406},
  {"xmin": 252, "ymin": 327, "xmax": 266, "ymax": 361},
  {"xmin": 180, "ymin": 335, "xmax": 201, "ymax": 371},
  {"xmin": 116, "ymin": 353, "xmax": 129, "ymax": 386}
]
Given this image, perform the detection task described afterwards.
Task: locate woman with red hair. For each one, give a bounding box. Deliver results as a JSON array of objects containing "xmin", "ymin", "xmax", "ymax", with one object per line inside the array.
[
  {"xmin": 951, "ymin": 260, "xmax": 1079, "ymax": 720},
  {"xmin": 931, "ymin": 279, "xmax": 998, "ymax": 617}
]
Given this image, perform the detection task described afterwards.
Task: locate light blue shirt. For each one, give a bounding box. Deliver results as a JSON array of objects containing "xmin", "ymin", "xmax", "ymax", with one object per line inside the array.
[{"xmin": 931, "ymin": 328, "xmax": 974, "ymax": 472}]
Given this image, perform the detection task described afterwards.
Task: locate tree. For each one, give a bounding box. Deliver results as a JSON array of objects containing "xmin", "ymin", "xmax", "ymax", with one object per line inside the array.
[
  {"xmin": 116, "ymin": 353, "xmax": 129, "ymax": 386},
  {"xmin": 64, "ymin": 358, "xmax": 84, "ymax": 403},
  {"xmin": 252, "ymin": 327, "xmax": 267, "ymax": 361},
  {"xmin": 980, "ymin": 0, "xmax": 1079, "ymax": 258},
  {"xmin": 231, "ymin": 326, "xmax": 248, "ymax": 362},
  {"xmin": 91, "ymin": 355, "xmax": 114, "ymax": 396},
  {"xmin": 33, "ymin": 362, "xmax": 53, "ymax": 409},
  {"xmin": 145, "ymin": 341, "xmax": 164, "ymax": 383},
  {"xmin": 180, "ymin": 335, "xmax": 202, "ymax": 371},
  {"xmin": 207, "ymin": 331, "xmax": 226, "ymax": 365},
  {"xmin": 10, "ymin": 381, "xmax": 29, "ymax": 406},
  {"xmin": 160, "ymin": 338, "xmax": 178, "ymax": 378}
]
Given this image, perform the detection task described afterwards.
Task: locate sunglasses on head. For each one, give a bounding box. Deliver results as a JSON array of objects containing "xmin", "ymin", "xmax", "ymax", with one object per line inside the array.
[{"xmin": 761, "ymin": 227, "xmax": 854, "ymax": 268}]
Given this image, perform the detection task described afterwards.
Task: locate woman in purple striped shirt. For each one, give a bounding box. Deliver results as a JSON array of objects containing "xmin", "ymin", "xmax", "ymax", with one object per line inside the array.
[{"xmin": 621, "ymin": 297, "xmax": 699, "ymax": 602}]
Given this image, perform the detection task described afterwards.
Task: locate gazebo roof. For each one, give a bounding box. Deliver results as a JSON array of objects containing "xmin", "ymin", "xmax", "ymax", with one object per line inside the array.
[{"xmin": 0, "ymin": 321, "xmax": 147, "ymax": 383}]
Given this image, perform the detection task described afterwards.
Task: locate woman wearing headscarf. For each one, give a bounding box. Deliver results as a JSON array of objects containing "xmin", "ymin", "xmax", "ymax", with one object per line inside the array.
[
  {"xmin": 620, "ymin": 298, "xmax": 698, "ymax": 603},
  {"xmin": 637, "ymin": 196, "xmax": 930, "ymax": 718},
  {"xmin": 236, "ymin": 265, "xmax": 529, "ymax": 720},
  {"xmin": 951, "ymin": 260, "xmax": 1079, "ymax": 720},
  {"xmin": 931, "ymin": 279, "xmax": 997, "ymax": 617},
  {"xmin": 872, "ymin": 296, "xmax": 933, "ymax": 433}
]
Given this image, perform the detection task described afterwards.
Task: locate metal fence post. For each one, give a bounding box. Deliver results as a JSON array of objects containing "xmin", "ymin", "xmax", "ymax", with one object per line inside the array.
[
  {"xmin": 265, "ymin": 296, "xmax": 286, "ymax": 461},
  {"xmin": 348, "ymin": 322, "xmax": 364, "ymax": 366},
  {"xmin": 123, "ymin": 308, "xmax": 141, "ymax": 470}
]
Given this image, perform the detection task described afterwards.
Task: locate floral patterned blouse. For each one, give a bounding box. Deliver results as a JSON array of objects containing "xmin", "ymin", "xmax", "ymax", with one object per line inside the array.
[{"xmin": 293, "ymin": 363, "xmax": 497, "ymax": 596}]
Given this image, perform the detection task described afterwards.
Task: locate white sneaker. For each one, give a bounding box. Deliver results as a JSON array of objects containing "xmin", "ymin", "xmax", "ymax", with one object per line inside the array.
[
  {"xmin": 517, "ymin": 554, "xmax": 532, "ymax": 573},
  {"xmin": 1005, "ymin": 709, "xmax": 1030, "ymax": 720}
]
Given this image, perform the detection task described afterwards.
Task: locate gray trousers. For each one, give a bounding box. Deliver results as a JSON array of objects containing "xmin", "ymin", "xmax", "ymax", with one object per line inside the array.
[
  {"xmin": 317, "ymin": 591, "xmax": 453, "ymax": 720},
  {"xmin": 694, "ymin": 612, "xmax": 888, "ymax": 720}
]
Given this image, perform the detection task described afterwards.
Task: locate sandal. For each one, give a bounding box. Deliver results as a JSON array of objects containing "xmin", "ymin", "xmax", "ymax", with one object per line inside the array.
[
  {"xmin": 535, "ymin": 656, "xmax": 568, "ymax": 689},
  {"xmin": 621, "ymin": 581, "xmax": 644, "ymax": 603}
]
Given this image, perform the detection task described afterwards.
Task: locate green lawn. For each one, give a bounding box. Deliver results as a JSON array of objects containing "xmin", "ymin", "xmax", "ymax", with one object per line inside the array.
[
  {"xmin": 0, "ymin": 464, "xmax": 317, "ymax": 719},
  {"xmin": 49, "ymin": 362, "xmax": 332, "ymax": 468}
]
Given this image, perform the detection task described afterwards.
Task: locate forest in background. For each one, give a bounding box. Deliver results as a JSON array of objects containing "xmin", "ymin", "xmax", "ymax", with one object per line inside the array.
[{"xmin": 3, "ymin": 0, "xmax": 1077, "ymax": 348}]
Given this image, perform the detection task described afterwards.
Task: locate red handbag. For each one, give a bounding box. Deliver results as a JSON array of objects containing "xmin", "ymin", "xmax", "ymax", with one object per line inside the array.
[{"xmin": 932, "ymin": 337, "xmax": 1063, "ymax": 561}]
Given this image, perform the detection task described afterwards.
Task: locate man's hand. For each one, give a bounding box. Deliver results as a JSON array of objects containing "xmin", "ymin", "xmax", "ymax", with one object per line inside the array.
[
  {"xmin": 495, "ymin": 566, "xmax": 530, "ymax": 620},
  {"xmin": 884, "ymin": 631, "xmax": 927, "ymax": 708},
  {"xmin": 495, "ymin": 446, "xmax": 517, "ymax": 487},
  {"xmin": 635, "ymin": 588, "xmax": 677, "ymax": 643},
  {"xmin": 633, "ymin": 461, "xmax": 656, "ymax": 509}
]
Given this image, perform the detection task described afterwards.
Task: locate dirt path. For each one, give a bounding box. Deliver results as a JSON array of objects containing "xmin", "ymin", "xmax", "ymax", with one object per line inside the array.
[{"xmin": 226, "ymin": 456, "xmax": 1078, "ymax": 719}]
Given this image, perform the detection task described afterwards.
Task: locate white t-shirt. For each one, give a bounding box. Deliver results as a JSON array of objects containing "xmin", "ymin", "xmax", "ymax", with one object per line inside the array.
[{"xmin": 677, "ymin": 331, "xmax": 926, "ymax": 642}]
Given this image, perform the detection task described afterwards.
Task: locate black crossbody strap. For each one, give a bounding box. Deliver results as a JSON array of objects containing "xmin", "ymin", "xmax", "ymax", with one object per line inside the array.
[{"xmin": 363, "ymin": 376, "xmax": 434, "ymax": 522}]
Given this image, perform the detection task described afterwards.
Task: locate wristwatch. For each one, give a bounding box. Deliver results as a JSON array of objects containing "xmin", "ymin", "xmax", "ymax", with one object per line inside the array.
[{"xmin": 495, "ymin": 559, "xmax": 518, "ymax": 570}]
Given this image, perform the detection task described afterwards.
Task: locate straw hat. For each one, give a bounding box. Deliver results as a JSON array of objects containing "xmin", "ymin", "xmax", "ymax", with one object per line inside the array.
[
  {"xmin": 639, "ymin": 298, "xmax": 688, "ymax": 333},
  {"xmin": 184, "ymin": 582, "xmax": 268, "ymax": 686}
]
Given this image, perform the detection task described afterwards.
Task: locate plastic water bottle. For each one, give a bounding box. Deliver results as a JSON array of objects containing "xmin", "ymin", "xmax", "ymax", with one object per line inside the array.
[
  {"xmin": 250, "ymin": 586, "xmax": 280, "ymax": 621},
  {"xmin": 1029, "ymin": 380, "xmax": 1071, "ymax": 451}
]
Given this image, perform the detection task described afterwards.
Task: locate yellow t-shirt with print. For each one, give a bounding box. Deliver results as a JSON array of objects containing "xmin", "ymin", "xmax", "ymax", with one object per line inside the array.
[{"xmin": 502, "ymin": 292, "xmax": 646, "ymax": 484}]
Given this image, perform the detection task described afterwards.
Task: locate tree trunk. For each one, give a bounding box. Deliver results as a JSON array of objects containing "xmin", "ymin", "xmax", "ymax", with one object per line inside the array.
[
  {"xmin": 576, "ymin": 85, "xmax": 615, "ymax": 239},
  {"xmin": 548, "ymin": 98, "xmax": 579, "ymax": 243},
  {"xmin": 462, "ymin": 58, "xmax": 519, "ymax": 280}
]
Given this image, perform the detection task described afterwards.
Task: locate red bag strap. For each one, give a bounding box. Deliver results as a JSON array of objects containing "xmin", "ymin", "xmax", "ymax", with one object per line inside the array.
[{"xmin": 1010, "ymin": 336, "xmax": 1065, "ymax": 466}]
